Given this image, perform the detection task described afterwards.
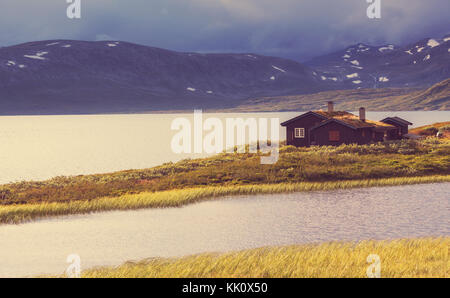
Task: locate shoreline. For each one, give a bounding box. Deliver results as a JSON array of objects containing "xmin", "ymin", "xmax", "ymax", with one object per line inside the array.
[
  {"xmin": 52, "ymin": 237, "xmax": 449, "ymax": 278},
  {"xmin": 1, "ymin": 175, "xmax": 449, "ymax": 225}
]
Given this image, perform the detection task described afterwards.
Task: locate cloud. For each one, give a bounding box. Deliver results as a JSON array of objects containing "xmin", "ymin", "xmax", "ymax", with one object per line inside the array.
[{"xmin": 0, "ymin": 0, "xmax": 448, "ymax": 61}]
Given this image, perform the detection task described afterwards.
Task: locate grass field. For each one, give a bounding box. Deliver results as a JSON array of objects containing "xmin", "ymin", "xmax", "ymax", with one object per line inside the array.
[
  {"xmin": 67, "ymin": 238, "xmax": 449, "ymax": 278},
  {"xmin": 2, "ymin": 175, "xmax": 449, "ymax": 224},
  {"xmin": 0, "ymin": 137, "xmax": 449, "ymax": 224}
]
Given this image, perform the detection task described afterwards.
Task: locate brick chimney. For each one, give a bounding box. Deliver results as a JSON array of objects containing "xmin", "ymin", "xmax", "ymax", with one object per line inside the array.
[
  {"xmin": 328, "ymin": 101, "xmax": 334, "ymax": 113},
  {"xmin": 359, "ymin": 107, "xmax": 366, "ymax": 122}
]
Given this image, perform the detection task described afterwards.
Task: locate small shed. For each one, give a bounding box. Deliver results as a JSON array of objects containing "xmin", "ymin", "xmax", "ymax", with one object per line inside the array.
[{"xmin": 381, "ymin": 117, "xmax": 413, "ymax": 138}]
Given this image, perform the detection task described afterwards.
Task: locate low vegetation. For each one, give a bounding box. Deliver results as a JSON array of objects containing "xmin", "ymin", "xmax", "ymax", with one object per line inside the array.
[
  {"xmin": 1, "ymin": 138, "xmax": 449, "ymax": 207},
  {"xmin": 0, "ymin": 137, "xmax": 448, "ymax": 224},
  {"xmin": 2, "ymin": 175, "xmax": 448, "ymax": 224},
  {"xmin": 61, "ymin": 238, "xmax": 449, "ymax": 278},
  {"xmin": 410, "ymin": 121, "xmax": 450, "ymax": 137},
  {"xmin": 219, "ymin": 78, "xmax": 449, "ymax": 112}
]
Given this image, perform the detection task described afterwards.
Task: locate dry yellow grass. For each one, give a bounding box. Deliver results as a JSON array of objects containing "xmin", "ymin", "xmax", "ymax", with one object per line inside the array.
[
  {"xmin": 77, "ymin": 238, "xmax": 449, "ymax": 278},
  {"xmin": 1, "ymin": 175, "xmax": 449, "ymax": 225}
]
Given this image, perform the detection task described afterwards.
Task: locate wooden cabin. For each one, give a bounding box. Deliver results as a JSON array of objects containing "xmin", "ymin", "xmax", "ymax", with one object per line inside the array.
[
  {"xmin": 380, "ymin": 117, "xmax": 413, "ymax": 140},
  {"xmin": 281, "ymin": 102, "xmax": 412, "ymax": 147}
]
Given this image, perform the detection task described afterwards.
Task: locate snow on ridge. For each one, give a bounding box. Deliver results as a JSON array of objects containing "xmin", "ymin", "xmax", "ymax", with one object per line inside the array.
[
  {"xmin": 46, "ymin": 42, "xmax": 60, "ymax": 46},
  {"xmin": 350, "ymin": 60, "xmax": 360, "ymax": 66},
  {"xmin": 24, "ymin": 51, "xmax": 48, "ymax": 60},
  {"xmin": 378, "ymin": 77, "xmax": 389, "ymax": 82},
  {"xmin": 62, "ymin": 45, "xmax": 71, "ymax": 48},
  {"xmin": 416, "ymin": 46, "xmax": 425, "ymax": 53},
  {"xmin": 346, "ymin": 73, "xmax": 359, "ymax": 79},
  {"xmin": 423, "ymin": 54, "xmax": 431, "ymax": 61},
  {"xmin": 352, "ymin": 80, "xmax": 362, "ymax": 84},
  {"xmin": 378, "ymin": 45, "xmax": 394, "ymax": 52},
  {"xmin": 107, "ymin": 42, "xmax": 120, "ymax": 48},
  {"xmin": 405, "ymin": 50, "xmax": 413, "ymax": 55},
  {"xmin": 271, "ymin": 65, "xmax": 286, "ymax": 73},
  {"xmin": 6, "ymin": 61, "xmax": 16, "ymax": 66},
  {"xmin": 187, "ymin": 87, "xmax": 196, "ymax": 92},
  {"xmin": 18, "ymin": 65, "xmax": 26, "ymax": 68},
  {"xmin": 343, "ymin": 54, "xmax": 351, "ymax": 59},
  {"xmin": 321, "ymin": 76, "xmax": 327, "ymax": 81},
  {"xmin": 427, "ymin": 39, "xmax": 440, "ymax": 48},
  {"xmin": 270, "ymin": 76, "xmax": 276, "ymax": 80},
  {"xmin": 206, "ymin": 91, "xmax": 213, "ymax": 94}
]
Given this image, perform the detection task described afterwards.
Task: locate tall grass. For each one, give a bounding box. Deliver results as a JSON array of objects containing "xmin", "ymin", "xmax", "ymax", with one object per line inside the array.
[
  {"xmin": 1, "ymin": 138, "xmax": 448, "ymax": 206},
  {"xmin": 1, "ymin": 175, "xmax": 449, "ymax": 225},
  {"xmin": 72, "ymin": 238, "xmax": 449, "ymax": 278}
]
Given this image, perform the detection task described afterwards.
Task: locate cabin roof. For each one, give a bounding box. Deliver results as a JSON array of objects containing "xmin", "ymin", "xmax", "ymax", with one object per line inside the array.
[
  {"xmin": 280, "ymin": 111, "xmax": 329, "ymax": 126},
  {"xmin": 381, "ymin": 117, "xmax": 413, "ymax": 126},
  {"xmin": 283, "ymin": 110, "xmax": 396, "ymax": 130}
]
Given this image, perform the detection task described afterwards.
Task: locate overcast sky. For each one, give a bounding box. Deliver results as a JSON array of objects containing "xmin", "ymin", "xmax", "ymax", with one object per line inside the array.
[{"xmin": 1, "ymin": 0, "xmax": 448, "ymax": 61}]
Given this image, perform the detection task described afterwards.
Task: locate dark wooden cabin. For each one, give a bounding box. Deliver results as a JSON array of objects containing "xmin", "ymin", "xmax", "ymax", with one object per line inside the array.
[
  {"xmin": 281, "ymin": 102, "xmax": 410, "ymax": 147},
  {"xmin": 381, "ymin": 117, "xmax": 413, "ymax": 140}
]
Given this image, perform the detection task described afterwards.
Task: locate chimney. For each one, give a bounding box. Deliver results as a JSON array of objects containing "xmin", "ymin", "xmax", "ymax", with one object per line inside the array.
[
  {"xmin": 328, "ymin": 101, "xmax": 334, "ymax": 113},
  {"xmin": 359, "ymin": 107, "xmax": 366, "ymax": 122}
]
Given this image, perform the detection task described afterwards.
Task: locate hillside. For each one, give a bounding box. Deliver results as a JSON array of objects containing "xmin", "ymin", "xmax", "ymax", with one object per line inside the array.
[
  {"xmin": 0, "ymin": 40, "xmax": 329, "ymax": 115},
  {"xmin": 224, "ymin": 79, "xmax": 450, "ymax": 112},
  {"xmin": 305, "ymin": 35, "xmax": 450, "ymax": 89},
  {"xmin": 0, "ymin": 37, "xmax": 449, "ymax": 114}
]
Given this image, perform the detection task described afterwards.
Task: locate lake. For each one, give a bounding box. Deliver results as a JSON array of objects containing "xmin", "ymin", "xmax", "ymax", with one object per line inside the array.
[
  {"xmin": 0, "ymin": 111, "xmax": 448, "ymax": 184},
  {"xmin": 0, "ymin": 183, "xmax": 448, "ymax": 277}
]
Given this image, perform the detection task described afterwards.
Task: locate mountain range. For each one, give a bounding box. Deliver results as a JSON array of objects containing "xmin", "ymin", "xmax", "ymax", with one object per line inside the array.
[
  {"xmin": 0, "ymin": 35, "xmax": 449, "ymax": 114},
  {"xmin": 306, "ymin": 35, "xmax": 450, "ymax": 89}
]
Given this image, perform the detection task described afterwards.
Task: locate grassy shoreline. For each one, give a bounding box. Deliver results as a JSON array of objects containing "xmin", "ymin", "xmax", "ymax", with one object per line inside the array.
[
  {"xmin": 61, "ymin": 238, "xmax": 449, "ymax": 278},
  {"xmin": 1, "ymin": 175, "xmax": 449, "ymax": 225}
]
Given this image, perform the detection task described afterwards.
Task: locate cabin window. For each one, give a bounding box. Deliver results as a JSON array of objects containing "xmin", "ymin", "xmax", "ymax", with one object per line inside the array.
[
  {"xmin": 329, "ymin": 130, "xmax": 340, "ymax": 142},
  {"xmin": 295, "ymin": 128, "xmax": 305, "ymax": 138}
]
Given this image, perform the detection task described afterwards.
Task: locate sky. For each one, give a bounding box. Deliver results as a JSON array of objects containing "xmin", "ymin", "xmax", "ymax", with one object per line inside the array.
[{"xmin": 0, "ymin": 0, "xmax": 449, "ymax": 61}]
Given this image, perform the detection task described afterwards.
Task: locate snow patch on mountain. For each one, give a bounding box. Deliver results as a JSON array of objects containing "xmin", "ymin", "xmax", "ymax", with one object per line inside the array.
[
  {"xmin": 24, "ymin": 51, "xmax": 48, "ymax": 60},
  {"xmin": 378, "ymin": 45, "xmax": 394, "ymax": 52},
  {"xmin": 427, "ymin": 39, "xmax": 440, "ymax": 48},
  {"xmin": 346, "ymin": 73, "xmax": 359, "ymax": 78},
  {"xmin": 272, "ymin": 65, "xmax": 286, "ymax": 73}
]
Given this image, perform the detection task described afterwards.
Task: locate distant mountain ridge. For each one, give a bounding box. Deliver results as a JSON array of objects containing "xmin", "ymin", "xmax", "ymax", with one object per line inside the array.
[
  {"xmin": 0, "ymin": 40, "xmax": 328, "ymax": 114},
  {"xmin": 0, "ymin": 36, "xmax": 449, "ymax": 115},
  {"xmin": 305, "ymin": 34, "xmax": 450, "ymax": 89},
  {"xmin": 225, "ymin": 79, "xmax": 450, "ymax": 112}
]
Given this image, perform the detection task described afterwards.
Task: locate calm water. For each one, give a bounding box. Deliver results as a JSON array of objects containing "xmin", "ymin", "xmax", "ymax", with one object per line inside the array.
[
  {"xmin": 0, "ymin": 111, "xmax": 449, "ymax": 185},
  {"xmin": 0, "ymin": 183, "xmax": 448, "ymax": 277}
]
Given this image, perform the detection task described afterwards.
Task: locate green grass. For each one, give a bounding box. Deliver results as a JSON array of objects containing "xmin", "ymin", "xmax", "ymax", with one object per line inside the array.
[
  {"xmin": 1, "ymin": 138, "xmax": 449, "ymax": 207},
  {"xmin": 0, "ymin": 138, "xmax": 448, "ymax": 224},
  {"xmin": 1, "ymin": 175, "xmax": 449, "ymax": 225},
  {"xmin": 59, "ymin": 238, "xmax": 449, "ymax": 278}
]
